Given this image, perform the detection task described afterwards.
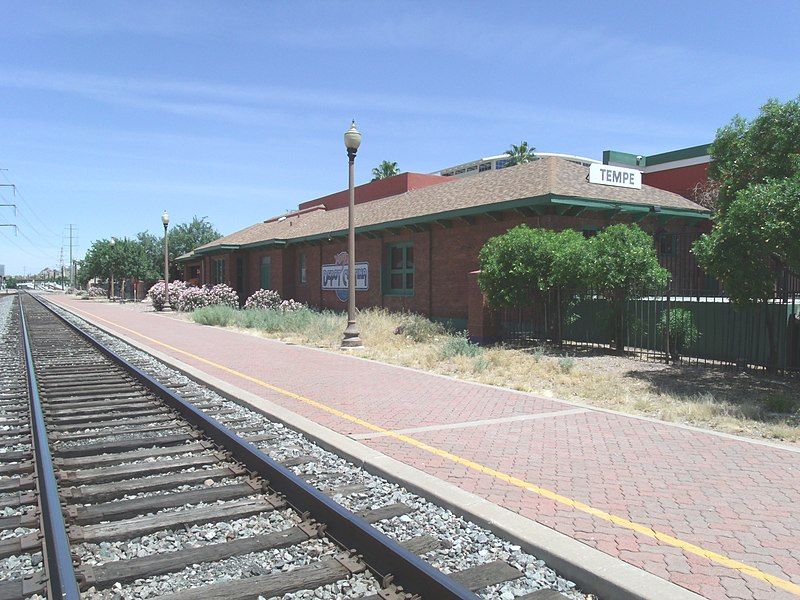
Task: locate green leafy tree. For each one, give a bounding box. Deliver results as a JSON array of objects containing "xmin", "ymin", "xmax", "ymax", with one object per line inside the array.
[
  {"xmin": 587, "ymin": 224, "xmax": 669, "ymax": 352},
  {"xmin": 168, "ymin": 216, "xmax": 221, "ymax": 278},
  {"xmin": 77, "ymin": 237, "xmax": 149, "ymax": 291},
  {"xmin": 479, "ymin": 225, "xmax": 589, "ymax": 344},
  {"xmin": 709, "ymin": 96, "xmax": 800, "ymax": 213},
  {"xmin": 694, "ymin": 174, "xmax": 800, "ymax": 370},
  {"xmin": 135, "ymin": 231, "xmax": 164, "ymax": 280},
  {"xmin": 371, "ymin": 160, "xmax": 400, "ymax": 181},
  {"xmin": 503, "ymin": 141, "xmax": 536, "ymax": 167}
]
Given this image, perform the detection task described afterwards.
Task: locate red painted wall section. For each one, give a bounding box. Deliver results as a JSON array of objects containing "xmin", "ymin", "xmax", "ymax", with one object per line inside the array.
[
  {"xmin": 644, "ymin": 163, "xmax": 709, "ymax": 199},
  {"xmin": 298, "ymin": 172, "xmax": 449, "ymax": 211}
]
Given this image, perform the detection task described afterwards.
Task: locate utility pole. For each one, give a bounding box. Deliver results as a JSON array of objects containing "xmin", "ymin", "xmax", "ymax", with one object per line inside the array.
[{"xmin": 66, "ymin": 224, "xmax": 77, "ymax": 288}]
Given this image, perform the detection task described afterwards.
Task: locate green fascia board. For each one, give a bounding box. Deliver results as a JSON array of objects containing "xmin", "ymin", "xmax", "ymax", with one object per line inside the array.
[
  {"xmin": 240, "ymin": 239, "xmax": 288, "ymax": 250},
  {"xmin": 646, "ymin": 144, "xmax": 711, "ymax": 166},
  {"xmin": 653, "ymin": 207, "xmax": 709, "ymax": 218},
  {"xmin": 550, "ymin": 197, "xmax": 617, "ymax": 211},
  {"xmin": 193, "ymin": 244, "xmax": 241, "ymax": 256},
  {"xmin": 175, "ymin": 254, "xmax": 197, "ymax": 263},
  {"xmin": 551, "ymin": 196, "xmax": 709, "ymax": 219}
]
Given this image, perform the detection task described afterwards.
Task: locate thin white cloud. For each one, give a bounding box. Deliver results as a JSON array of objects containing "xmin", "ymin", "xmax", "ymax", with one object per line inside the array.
[{"xmin": 0, "ymin": 68, "xmax": 701, "ymax": 139}]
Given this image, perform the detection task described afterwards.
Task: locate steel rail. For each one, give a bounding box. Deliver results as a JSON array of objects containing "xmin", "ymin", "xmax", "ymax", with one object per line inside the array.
[
  {"xmin": 18, "ymin": 295, "xmax": 81, "ymax": 600},
  {"xmin": 28, "ymin": 293, "xmax": 479, "ymax": 600}
]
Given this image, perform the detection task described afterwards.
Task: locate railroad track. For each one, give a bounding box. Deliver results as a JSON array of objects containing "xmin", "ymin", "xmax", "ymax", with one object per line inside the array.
[{"xmin": 0, "ymin": 293, "xmax": 564, "ymax": 600}]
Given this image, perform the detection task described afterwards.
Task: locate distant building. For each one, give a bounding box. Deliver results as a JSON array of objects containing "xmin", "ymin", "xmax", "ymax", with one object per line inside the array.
[{"xmin": 433, "ymin": 152, "xmax": 599, "ymax": 178}]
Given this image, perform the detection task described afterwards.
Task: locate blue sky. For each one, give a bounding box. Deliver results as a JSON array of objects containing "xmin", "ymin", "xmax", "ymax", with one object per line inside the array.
[{"xmin": 1, "ymin": 1, "xmax": 799, "ymax": 275}]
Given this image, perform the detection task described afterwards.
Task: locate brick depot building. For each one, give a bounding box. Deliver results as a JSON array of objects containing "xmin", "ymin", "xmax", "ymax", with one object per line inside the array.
[{"xmin": 178, "ymin": 154, "xmax": 710, "ymax": 330}]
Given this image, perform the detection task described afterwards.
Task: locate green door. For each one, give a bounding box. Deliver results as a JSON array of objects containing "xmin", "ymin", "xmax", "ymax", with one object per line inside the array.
[{"xmin": 260, "ymin": 256, "xmax": 271, "ymax": 290}]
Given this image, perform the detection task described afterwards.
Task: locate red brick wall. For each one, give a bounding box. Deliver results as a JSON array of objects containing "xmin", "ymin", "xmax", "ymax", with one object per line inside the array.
[{"xmin": 644, "ymin": 163, "xmax": 709, "ymax": 199}]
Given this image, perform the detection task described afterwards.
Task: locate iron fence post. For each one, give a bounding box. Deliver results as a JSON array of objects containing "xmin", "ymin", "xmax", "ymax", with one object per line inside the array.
[{"xmin": 665, "ymin": 284, "xmax": 671, "ymax": 364}]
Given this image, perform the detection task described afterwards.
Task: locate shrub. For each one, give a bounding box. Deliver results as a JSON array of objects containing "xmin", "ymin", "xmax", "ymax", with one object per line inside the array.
[
  {"xmin": 395, "ymin": 314, "xmax": 446, "ymax": 343},
  {"xmin": 279, "ymin": 299, "xmax": 306, "ymax": 312},
  {"xmin": 178, "ymin": 286, "xmax": 210, "ymax": 312},
  {"xmin": 88, "ymin": 287, "xmax": 105, "ymax": 298},
  {"xmin": 557, "ymin": 356, "xmax": 576, "ymax": 373},
  {"xmin": 148, "ymin": 280, "xmax": 187, "ymax": 311},
  {"xmin": 244, "ymin": 289, "xmax": 282, "ymax": 310},
  {"xmin": 658, "ymin": 308, "xmax": 700, "ymax": 359},
  {"xmin": 192, "ymin": 305, "xmax": 238, "ymax": 327},
  {"xmin": 207, "ymin": 284, "xmax": 239, "ymax": 308},
  {"xmin": 441, "ymin": 335, "xmax": 482, "ymax": 358}
]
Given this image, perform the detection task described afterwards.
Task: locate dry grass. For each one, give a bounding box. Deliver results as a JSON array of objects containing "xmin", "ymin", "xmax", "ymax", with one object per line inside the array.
[{"xmin": 188, "ymin": 306, "xmax": 800, "ymax": 444}]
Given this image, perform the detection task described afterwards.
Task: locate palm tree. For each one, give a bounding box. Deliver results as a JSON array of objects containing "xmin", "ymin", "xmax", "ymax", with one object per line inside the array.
[
  {"xmin": 371, "ymin": 160, "xmax": 400, "ymax": 181},
  {"xmin": 503, "ymin": 141, "xmax": 536, "ymax": 167}
]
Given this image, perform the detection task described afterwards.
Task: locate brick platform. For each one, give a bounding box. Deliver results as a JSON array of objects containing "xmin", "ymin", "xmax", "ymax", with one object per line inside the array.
[{"xmin": 49, "ymin": 295, "xmax": 800, "ymax": 600}]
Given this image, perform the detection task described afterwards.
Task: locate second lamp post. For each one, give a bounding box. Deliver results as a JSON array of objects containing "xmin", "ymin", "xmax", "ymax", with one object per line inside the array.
[
  {"xmin": 341, "ymin": 121, "xmax": 363, "ymax": 348},
  {"xmin": 162, "ymin": 210, "xmax": 170, "ymax": 309}
]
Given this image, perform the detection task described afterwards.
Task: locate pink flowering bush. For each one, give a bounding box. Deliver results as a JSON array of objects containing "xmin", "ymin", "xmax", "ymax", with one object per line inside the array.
[
  {"xmin": 147, "ymin": 280, "xmax": 187, "ymax": 311},
  {"xmin": 207, "ymin": 283, "xmax": 239, "ymax": 308},
  {"xmin": 279, "ymin": 299, "xmax": 305, "ymax": 312},
  {"xmin": 244, "ymin": 289, "xmax": 282, "ymax": 310},
  {"xmin": 177, "ymin": 286, "xmax": 210, "ymax": 311}
]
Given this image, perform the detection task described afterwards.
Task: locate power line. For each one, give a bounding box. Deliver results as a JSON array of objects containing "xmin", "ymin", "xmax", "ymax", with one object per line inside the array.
[{"xmin": 0, "ymin": 168, "xmax": 62, "ymax": 240}]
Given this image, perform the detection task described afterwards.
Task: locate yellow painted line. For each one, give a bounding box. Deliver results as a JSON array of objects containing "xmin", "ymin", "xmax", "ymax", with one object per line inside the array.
[{"xmin": 59, "ymin": 301, "xmax": 800, "ymax": 596}]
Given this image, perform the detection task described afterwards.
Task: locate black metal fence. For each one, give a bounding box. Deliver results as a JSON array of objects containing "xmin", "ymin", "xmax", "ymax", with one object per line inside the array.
[{"xmin": 499, "ymin": 275, "xmax": 800, "ymax": 375}]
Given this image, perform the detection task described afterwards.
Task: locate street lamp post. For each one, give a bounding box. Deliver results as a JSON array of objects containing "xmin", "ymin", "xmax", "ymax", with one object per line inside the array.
[
  {"xmin": 341, "ymin": 121, "xmax": 363, "ymax": 348},
  {"xmin": 109, "ymin": 237, "xmax": 116, "ymax": 300},
  {"xmin": 162, "ymin": 210, "xmax": 170, "ymax": 310}
]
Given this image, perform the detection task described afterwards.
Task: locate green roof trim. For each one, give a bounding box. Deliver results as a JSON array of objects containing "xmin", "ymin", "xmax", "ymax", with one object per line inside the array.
[
  {"xmin": 550, "ymin": 197, "xmax": 616, "ymax": 211},
  {"xmin": 604, "ymin": 144, "xmax": 712, "ymax": 168},
  {"xmin": 646, "ymin": 144, "xmax": 711, "ymax": 166}
]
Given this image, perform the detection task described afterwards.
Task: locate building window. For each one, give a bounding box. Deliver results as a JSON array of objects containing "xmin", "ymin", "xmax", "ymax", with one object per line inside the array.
[
  {"xmin": 494, "ymin": 159, "xmax": 508, "ymax": 169},
  {"xmin": 260, "ymin": 256, "xmax": 271, "ymax": 290},
  {"xmin": 658, "ymin": 233, "xmax": 677, "ymax": 256},
  {"xmin": 212, "ymin": 259, "xmax": 225, "ymax": 284},
  {"xmin": 479, "ymin": 162, "xmax": 492, "ymax": 172},
  {"xmin": 299, "ymin": 252, "xmax": 307, "ymax": 284},
  {"xmin": 385, "ymin": 243, "xmax": 414, "ymax": 296}
]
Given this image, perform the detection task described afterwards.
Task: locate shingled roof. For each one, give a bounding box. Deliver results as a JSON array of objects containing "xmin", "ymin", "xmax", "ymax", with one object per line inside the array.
[{"xmin": 190, "ymin": 157, "xmax": 709, "ymax": 255}]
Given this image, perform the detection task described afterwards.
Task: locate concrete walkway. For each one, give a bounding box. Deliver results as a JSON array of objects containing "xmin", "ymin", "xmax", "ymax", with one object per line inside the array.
[{"xmin": 49, "ymin": 295, "xmax": 800, "ymax": 600}]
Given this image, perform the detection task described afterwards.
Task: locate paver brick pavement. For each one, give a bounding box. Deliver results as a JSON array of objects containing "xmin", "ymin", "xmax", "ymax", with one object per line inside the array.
[{"xmin": 50, "ymin": 296, "xmax": 800, "ymax": 600}]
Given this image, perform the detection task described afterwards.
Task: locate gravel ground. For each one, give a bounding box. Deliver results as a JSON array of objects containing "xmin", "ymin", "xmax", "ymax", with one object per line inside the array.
[{"xmin": 45, "ymin": 296, "xmax": 592, "ymax": 600}]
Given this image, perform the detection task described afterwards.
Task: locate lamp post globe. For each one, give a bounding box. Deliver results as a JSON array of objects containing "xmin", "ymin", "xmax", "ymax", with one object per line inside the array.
[
  {"xmin": 162, "ymin": 210, "xmax": 170, "ymax": 310},
  {"xmin": 341, "ymin": 120, "xmax": 363, "ymax": 348}
]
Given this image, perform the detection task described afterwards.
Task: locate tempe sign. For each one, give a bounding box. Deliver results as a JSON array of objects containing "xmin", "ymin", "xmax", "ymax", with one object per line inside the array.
[
  {"xmin": 589, "ymin": 163, "xmax": 642, "ymax": 190},
  {"xmin": 321, "ymin": 251, "xmax": 369, "ymax": 302}
]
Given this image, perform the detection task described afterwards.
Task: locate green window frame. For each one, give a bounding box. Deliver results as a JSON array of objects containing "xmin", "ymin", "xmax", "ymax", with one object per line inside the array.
[
  {"xmin": 384, "ymin": 242, "xmax": 414, "ymax": 296},
  {"xmin": 212, "ymin": 259, "xmax": 225, "ymax": 285},
  {"xmin": 299, "ymin": 252, "xmax": 307, "ymax": 284},
  {"xmin": 260, "ymin": 256, "xmax": 271, "ymax": 289}
]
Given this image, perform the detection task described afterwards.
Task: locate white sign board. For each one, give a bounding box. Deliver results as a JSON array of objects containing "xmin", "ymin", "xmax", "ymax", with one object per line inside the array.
[
  {"xmin": 321, "ymin": 252, "xmax": 368, "ymax": 302},
  {"xmin": 589, "ymin": 164, "xmax": 642, "ymax": 189}
]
